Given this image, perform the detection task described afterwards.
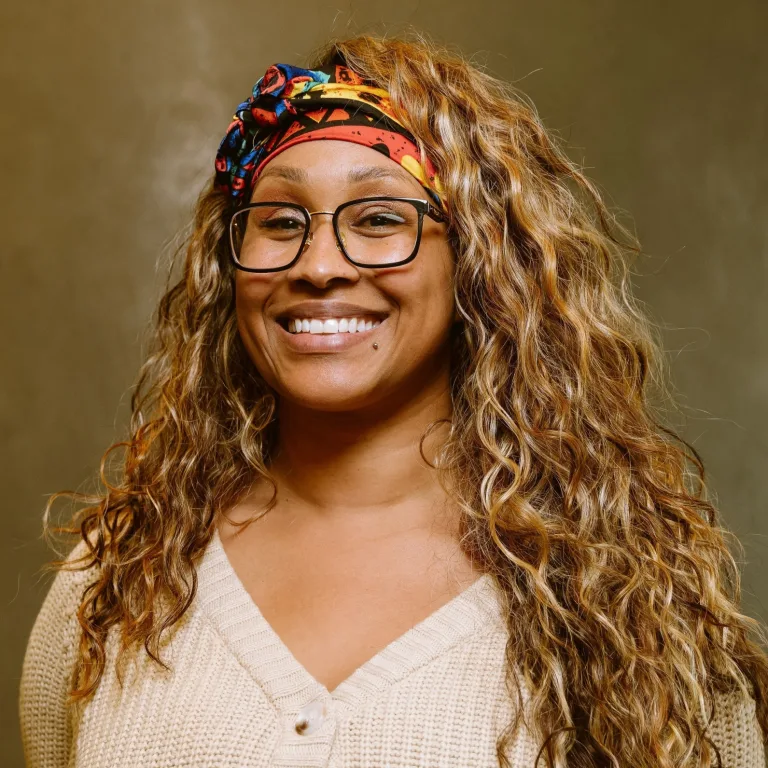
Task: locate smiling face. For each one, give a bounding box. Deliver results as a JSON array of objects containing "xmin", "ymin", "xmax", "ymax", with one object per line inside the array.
[{"xmin": 233, "ymin": 139, "xmax": 456, "ymax": 413}]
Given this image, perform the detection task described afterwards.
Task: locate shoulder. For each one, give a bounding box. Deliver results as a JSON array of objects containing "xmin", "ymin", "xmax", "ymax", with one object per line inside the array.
[
  {"xmin": 23, "ymin": 537, "xmax": 101, "ymax": 659},
  {"xmin": 19, "ymin": 537, "xmax": 101, "ymax": 768}
]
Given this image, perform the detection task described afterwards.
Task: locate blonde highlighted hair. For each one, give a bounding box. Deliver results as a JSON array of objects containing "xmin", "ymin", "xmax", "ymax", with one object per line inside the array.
[{"xmin": 43, "ymin": 31, "xmax": 768, "ymax": 766}]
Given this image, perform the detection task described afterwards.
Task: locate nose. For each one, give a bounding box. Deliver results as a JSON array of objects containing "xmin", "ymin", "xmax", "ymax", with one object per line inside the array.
[
  {"xmin": 300, "ymin": 217, "xmax": 344, "ymax": 256},
  {"xmin": 288, "ymin": 213, "xmax": 356, "ymax": 285}
]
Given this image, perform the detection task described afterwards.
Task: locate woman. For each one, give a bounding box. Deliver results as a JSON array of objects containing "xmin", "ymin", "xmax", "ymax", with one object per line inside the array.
[{"xmin": 19, "ymin": 33, "xmax": 768, "ymax": 768}]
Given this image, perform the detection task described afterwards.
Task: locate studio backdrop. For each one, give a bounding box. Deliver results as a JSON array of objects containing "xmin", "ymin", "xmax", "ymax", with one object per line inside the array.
[{"xmin": 3, "ymin": 3, "xmax": 766, "ymax": 766}]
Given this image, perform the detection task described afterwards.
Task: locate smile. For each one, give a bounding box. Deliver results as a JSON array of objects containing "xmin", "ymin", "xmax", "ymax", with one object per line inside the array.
[
  {"xmin": 281, "ymin": 316, "xmax": 384, "ymax": 335},
  {"xmin": 274, "ymin": 316, "xmax": 388, "ymax": 351}
]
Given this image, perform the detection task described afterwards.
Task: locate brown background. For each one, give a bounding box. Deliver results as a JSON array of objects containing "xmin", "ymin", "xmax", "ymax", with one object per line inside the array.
[{"xmin": 3, "ymin": 2, "xmax": 767, "ymax": 764}]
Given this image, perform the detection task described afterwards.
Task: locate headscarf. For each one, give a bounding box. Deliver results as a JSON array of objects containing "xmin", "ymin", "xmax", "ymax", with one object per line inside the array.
[{"xmin": 214, "ymin": 58, "xmax": 446, "ymax": 211}]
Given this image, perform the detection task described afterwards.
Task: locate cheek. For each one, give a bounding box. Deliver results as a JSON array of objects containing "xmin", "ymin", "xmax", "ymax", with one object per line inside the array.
[
  {"xmin": 234, "ymin": 272, "xmax": 269, "ymax": 319},
  {"xmin": 234, "ymin": 275, "xmax": 271, "ymax": 351},
  {"xmin": 412, "ymin": 242, "xmax": 455, "ymax": 321},
  {"xmin": 379, "ymin": 243, "xmax": 455, "ymax": 338}
]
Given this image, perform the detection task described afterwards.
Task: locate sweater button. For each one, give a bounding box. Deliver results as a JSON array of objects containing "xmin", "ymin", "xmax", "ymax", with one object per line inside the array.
[{"xmin": 294, "ymin": 698, "xmax": 327, "ymax": 735}]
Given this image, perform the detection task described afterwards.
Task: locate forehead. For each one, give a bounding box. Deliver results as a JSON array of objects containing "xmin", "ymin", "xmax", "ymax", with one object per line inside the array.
[{"xmin": 252, "ymin": 140, "xmax": 424, "ymax": 194}]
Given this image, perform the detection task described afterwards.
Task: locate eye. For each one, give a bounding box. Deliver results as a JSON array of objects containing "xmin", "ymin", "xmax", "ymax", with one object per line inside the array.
[
  {"xmin": 358, "ymin": 212, "xmax": 407, "ymax": 228},
  {"xmin": 348, "ymin": 207, "xmax": 411, "ymax": 234},
  {"xmin": 261, "ymin": 215, "xmax": 304, "ymax": 231},
  {"xmin": 338, "ymin": 200, "xmax": 419, "ymax": 240},
  {"xmin": 246, "ymin": 206, "xmax": 307, "ymax": 239}
]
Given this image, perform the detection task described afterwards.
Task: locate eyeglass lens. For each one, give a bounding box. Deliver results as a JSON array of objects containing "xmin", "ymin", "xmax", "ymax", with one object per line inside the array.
[{"xmin": 230, "ymin": 199, "xmax": 422, "ymax": 270}]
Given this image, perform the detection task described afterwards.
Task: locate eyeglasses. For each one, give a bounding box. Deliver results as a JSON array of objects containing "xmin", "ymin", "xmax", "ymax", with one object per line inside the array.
[{"xmin": 228, "ymin": 196, "xmax": 447, "ymax": 273}]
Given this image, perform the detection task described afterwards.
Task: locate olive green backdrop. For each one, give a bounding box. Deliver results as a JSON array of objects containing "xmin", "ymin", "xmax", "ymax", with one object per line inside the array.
[{"xmin": 3, "ymin": 2, "xmax": 766, "ymax": 764}]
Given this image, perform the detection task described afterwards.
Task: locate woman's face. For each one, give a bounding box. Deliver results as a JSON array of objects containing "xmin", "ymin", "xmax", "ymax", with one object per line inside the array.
[{"xmin": 234, "ymin": 139, "xmax": 455, "ymax": 412}]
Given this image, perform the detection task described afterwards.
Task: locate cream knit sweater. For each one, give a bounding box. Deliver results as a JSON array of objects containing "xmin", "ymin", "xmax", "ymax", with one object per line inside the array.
[{"xmin": 19, "ymin": 528, "xmax": 766, "ymax": 767}]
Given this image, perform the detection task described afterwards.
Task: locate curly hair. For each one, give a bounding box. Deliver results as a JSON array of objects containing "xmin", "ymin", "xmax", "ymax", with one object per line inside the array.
[{"xmin": 42, "ymin": 31, "xmax": 768, "ymax": 767}]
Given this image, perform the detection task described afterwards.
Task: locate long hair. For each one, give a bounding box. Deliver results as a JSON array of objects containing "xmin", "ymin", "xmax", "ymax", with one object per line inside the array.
[{"xmin": 42, "ymin": 31, "xmax": 768, "ymax": 766}]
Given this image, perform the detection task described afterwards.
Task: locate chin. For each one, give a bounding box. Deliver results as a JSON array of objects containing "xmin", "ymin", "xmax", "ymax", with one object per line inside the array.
[{"xmin": 276, "ymin": 383, "xmax": 381, "ymax": 413}]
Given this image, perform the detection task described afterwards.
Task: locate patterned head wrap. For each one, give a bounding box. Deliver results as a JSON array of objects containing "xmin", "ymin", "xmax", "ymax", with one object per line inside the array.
[{"xmin": 215, "ymin": 58, "xmax": 446, "ymax": 211}]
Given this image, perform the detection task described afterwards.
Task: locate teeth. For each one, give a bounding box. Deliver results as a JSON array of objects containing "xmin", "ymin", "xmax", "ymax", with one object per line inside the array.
[{"xmin": 286, "ymin": 317, "xmax": 383, "ymax": 335}]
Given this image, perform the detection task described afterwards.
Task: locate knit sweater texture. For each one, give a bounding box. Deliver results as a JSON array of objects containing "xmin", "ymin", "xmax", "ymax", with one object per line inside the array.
[{"xmin": 19, "ymin": 528, "xmax": 766, "ymax": 767}]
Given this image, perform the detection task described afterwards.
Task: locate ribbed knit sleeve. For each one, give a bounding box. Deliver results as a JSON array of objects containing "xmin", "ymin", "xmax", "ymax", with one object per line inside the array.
[
  {"xmin": 19, "ymin": 540, "xmax": 96, "ymax": 768},
  {"xmin": 708, "ymin": 687, "xmax": 765, "ymax": 768}
]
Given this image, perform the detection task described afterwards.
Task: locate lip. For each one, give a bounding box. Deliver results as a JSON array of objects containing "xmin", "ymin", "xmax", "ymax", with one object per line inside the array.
[
  {"xmin": 275, "ymin": 316, "xmax": 388, "ymax": 352},
  {"xmin": 274, "ymin": 301, "xmax": 390, "ymax": 322}
]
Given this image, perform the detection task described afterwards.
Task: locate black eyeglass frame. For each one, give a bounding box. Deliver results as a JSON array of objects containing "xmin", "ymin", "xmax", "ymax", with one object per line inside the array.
[{"xmin": 227, "ymin": 196, "xmax": 448, "ymax": 273}]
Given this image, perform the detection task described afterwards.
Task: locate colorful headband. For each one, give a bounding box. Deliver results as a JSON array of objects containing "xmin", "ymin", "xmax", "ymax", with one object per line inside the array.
[{"xmin": 214, "ymin": 59, "xmax": 446, "ymax": 211}]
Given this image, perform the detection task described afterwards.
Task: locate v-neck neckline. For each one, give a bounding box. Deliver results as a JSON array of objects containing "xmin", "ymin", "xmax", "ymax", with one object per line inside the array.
[{"xmin": 194, "ymin": 525, "xmax": 502, "ymax": 718}]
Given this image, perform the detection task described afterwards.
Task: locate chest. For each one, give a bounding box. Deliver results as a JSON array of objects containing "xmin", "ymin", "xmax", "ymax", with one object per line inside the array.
[
  {"xmin": 71, "ymin": 606, "xmax": 518, "ymax": 768},
  {"xmin": 217, "ymin": 513, "xmax": 483, "ymax": 694}
]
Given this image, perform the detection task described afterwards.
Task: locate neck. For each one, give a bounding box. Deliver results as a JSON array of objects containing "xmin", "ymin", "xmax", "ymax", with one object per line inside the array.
[{"xmin": 261, "ymin": 375, "xmax": 456, "ymax": 533}]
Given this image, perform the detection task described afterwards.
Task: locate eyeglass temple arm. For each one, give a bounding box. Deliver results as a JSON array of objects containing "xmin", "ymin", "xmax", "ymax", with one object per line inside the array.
[{"xmin": 427, "ymin": 203, "xmax": 448, "ymax": 223}]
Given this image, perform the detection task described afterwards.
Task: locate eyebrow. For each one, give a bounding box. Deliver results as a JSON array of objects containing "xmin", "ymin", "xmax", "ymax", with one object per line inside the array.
[{"xmin": 256, "ymin": 164, "xmax": 415, "ymax": 186}]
